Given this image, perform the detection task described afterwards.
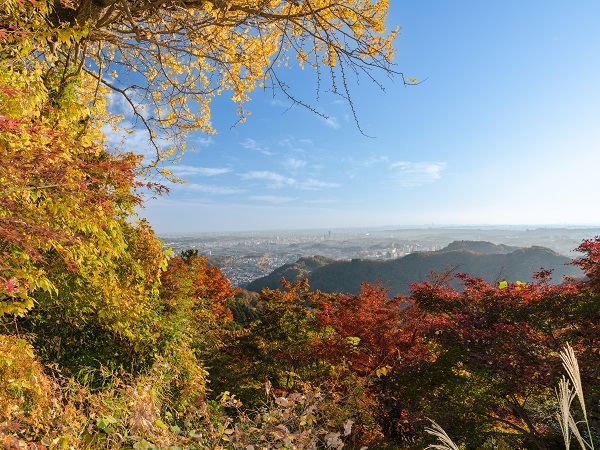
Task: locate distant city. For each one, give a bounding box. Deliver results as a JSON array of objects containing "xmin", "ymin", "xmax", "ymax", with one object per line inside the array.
[{"xmin": 159, "ymin": 226, "xmax": 600, "ymax": 288}]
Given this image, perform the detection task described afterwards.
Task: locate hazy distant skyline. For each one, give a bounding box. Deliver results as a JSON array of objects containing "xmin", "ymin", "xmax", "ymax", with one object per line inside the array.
[{"xmin": 123, "ymin": 1, "xmax": 600, "ymax": 233}]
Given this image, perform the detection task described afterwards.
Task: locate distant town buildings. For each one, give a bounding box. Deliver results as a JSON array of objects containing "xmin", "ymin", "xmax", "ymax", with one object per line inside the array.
[
  {"xmin": 160, "ymin": 227, "xmax": 597, "ymax": 287},
  {"xmin": 161, "ymin": 231, "xmax": 443, "ymax": 287}
]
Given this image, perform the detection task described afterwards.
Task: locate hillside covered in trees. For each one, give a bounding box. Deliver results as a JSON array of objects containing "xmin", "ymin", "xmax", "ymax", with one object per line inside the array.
[
  {"xmin": 247, "ymin": 241, "xmax": 581, "ymax": 295},
  {"xmin": 2, "ymin": 0, "xmax": 600, "ymax": 449}
]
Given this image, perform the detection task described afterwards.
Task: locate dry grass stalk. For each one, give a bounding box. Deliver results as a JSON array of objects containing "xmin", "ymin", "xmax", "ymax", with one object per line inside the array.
[
  {"xmin": 556, "ymin": 376, "xmax": 577, "ymax": 449},
  {"xmin": 560, "ymin": 344, "xmax": 587, "ymax": 423},
  {"xmin": 128, "ymin": 386, "xmax": 161, "ymax": 435},
  {"xmin": 424, "ymin": 419, "xmax": 461, "ymax": 450},
  {"xmin": 425, "ymin": 343, "xmax": 597, "ymax": 450},
  {"xmin": 558, "ymin": 344, "xmax": 595, "ymax": 450},
  {"xmin": 556, "ymin": 375, "xmax": 588, "ymax": 449}
]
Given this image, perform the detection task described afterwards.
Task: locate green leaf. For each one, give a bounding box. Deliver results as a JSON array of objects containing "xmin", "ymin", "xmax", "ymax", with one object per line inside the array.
[
  {"xmin": 376, "ymin": 366, "xmax": 388, "ymax": 378},
  {"xmin": 345, "ymin": 336, "xmax": 361, "ymax": 347},
  {"xmin": 103, "ymin": 415, "xmax": 119, "ymax": 424},
  {"xmin": 97, "ymin": 415, "xmax": 119, "ymax": 433},
  {"xmin": 133, "ymin": 439, "xmax": 155, "ymax": 450},
  {"xmin": 58, "ymin": 435, "xmax": 71, "ymax": 449}
]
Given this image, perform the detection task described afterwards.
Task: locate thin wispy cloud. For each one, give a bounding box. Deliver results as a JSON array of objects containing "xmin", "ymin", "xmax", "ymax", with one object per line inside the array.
[
  {"xmin": 194, "ymin": 137, "xmax": 214, "ymax": 147},
  {"xmin": 103, "ymin": 91, "xmax": 148, "ymax": 146},
  {"xmin": 187, "ymin": 183, "xmax": 245, "ymax": 194},
  {"xmin": 270, "ymin": 99, "xmax": 293, "ymax": 108},
  {"xmin": 102, "ymin": 122, "xmax": 160, "ymax": 164},
  {"xmin": 172, "ymin": 165, "xmax": 232, "ymax": 177},
  {"xmin": 278, "ymin": 137, "xmax": 313, "ymax": 151},
  {"xmin": 240, "ymin": 171, "xmax": 296, "ymax": 188},
  {"xmin": 250, "ymin": 195, "xmax": 295, "ymax": 204},
  {"xmin": 105, "ymin": 91, "xmax": 142, "ymax": 116},
  {"xmin": 342, "ymin": 154, "xmax": 389, "ymax": 181},
  {"xmin": 102, "ymin": 123, "xmax": 147, "ymax": 149},
  {"xmin": 321, "ymin": 115, "xmax": 341, "ymax": 129},
  {"xmin": 389, "ymin": 161, "xmax": 447, "ymax": 187},
  {"xmin": 103, "ymin": 91, "xmax": 185, "ymax": 165},
  {"xmin": 300, "ymin": 179, "xmax": 341, "ymax": 190},
  {"xmin": 343, "ymin": 154, "xmax": 389, "ymax": 169},
  {"xmin": 239, "ymin": 171, "xmax": 339, "ymax": 191},
  {"xmin": 240, "ymin": 138, "xmax": 276, "ymax": 156},
  {"xmin": 285, "ymin": 157, "xmax": 307, "ymax": 170},
  {"xmin": 303, "ymin": 198, "xmax": 339, "ymax": 205}
]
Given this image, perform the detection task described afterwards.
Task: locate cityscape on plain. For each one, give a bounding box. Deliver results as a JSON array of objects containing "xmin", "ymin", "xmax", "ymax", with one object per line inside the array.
[{"xmin": 161, "ymin": 226, "xmax": 599, "ymax": 288}]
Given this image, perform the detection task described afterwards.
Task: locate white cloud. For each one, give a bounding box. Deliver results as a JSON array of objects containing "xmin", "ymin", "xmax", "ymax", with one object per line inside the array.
[
  {"xmin": 270, "ymin": 99, "xmax": 293, "ymax": 108},
  {"xmin": 172, "ymin": 165, "xmax": 232, "ymax": 177},
  {"xmin": 285, "ymin": 158, "xmax": 307, "ymax": 170},
  {"xmin": 187, "ymin": 184, "xmax": 245, "ymax": 194},
  {"xmin": 239, "ymin": 171, "xmax": 338, "ymax": 191},
  {"xmin": 101, "ymin": 123, "xmax": 156, "ymax": 161},
  {"xmin": 278, "ymin": 137, "xmax": 313, "ymax": 151},
  {"xmin": 299, "ymin": 179, "xmax": 341, "ymax": 190},
  {"xmin": 347, "ymin": 155, "xmax": 389, "ymax": 167},
  {"xmin": 240, "ymin": 171, "xmax": 296, "ymax": 188},
  {"xmin": 250, "ymin": 195, "xmax": 296, "ymax": 204},
  {"xmin": 194, "ymin": 136, "xmax": 215, "ymax": 147},
  {"xmin": 104, "ymin": 91, "xmax": 141, "ymax": 116},
  {"xmin": 342, "ymin": 155, "xmax": 389, "ymax": 172},
  {"xmin": 389, "ymin": 161, "xmax": 447, "ymax": 187},
  {"xmin": 321, "ymin": 115, "xmax": 341, "ymax": 129},
  {"xmin": 303, "ymin": 198, "xmax": 339, "ymax": 205},
  {"xmin": 240, "ymin": 138, "xmax": 276, "ymax": 156},
  {"xmin": 102, "ymin": 90, "xmax": 173, "ymax": 163}
]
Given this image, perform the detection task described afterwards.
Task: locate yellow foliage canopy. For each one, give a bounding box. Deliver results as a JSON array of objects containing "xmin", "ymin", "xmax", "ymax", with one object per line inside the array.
[
  {"xmin": 0, "ymin": 66, "xmax": 166, "ymax": 336},
  {"xmin": 4, "ymin": 0, "xmax": 400, "ymax": 161}
]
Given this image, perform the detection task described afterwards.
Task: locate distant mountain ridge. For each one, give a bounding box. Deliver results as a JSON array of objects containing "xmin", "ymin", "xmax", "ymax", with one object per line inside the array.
[
  {"xmin": 440, "ymin": 240, "xmax": 520, "ymax": 254},
  {"xmin": 246, "ymin": 240, "xmax": 581, "ymax": 296}
]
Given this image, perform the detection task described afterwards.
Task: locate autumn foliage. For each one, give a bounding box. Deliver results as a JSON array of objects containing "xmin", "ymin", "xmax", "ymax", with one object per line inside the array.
[
  {"xmin": 193, "ymin": 249, "xmax": 599, "ymax": 449},
  {"xmin": 1, "ymin": 0, "xmax": 600, "ymax": 448}
]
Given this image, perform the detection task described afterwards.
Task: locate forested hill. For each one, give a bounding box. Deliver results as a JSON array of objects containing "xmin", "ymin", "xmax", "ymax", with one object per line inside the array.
[{"xmin": 246, "ymin": 240, "xmax": 581, "ymax": 295}]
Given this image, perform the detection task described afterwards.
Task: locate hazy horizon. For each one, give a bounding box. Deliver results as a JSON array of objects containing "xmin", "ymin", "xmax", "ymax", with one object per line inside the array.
[{"xmin": 154, "ymin": 223, "xmax": 600, "ymax": 237}]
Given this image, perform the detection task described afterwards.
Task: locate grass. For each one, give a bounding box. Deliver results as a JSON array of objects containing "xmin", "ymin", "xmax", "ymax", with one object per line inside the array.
[
  {"xmin": 555, "ymin": 343, "xmax": 595, "ymax": 450},
  {"xmin": 426, "ymin": 343, "xmax": 596, "ymax": 450},
  {"xmin": 424, "ymin": 420, "xmax": 461, "ymax": 450}
]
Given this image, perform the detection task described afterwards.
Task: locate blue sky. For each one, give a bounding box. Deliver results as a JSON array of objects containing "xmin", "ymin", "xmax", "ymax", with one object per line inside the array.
[{"xmin": 127, "ymin": 1, "xmax": 600, "ymax": 233}]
